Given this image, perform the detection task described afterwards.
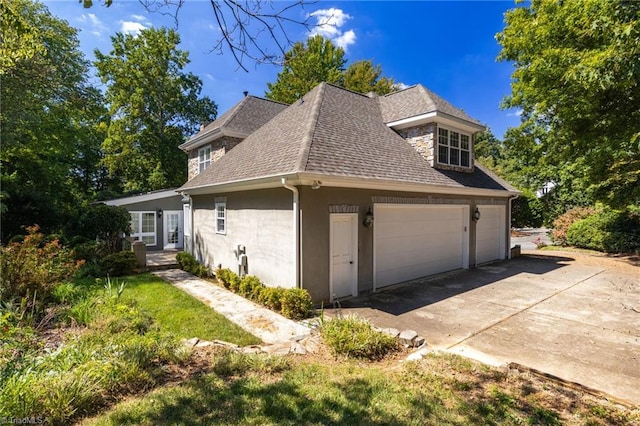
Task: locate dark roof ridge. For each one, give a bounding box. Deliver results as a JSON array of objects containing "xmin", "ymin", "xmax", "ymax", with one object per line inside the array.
[
  {"xmin": 380, "ymin": 84, "xmax": 418, "ymax": 97},
  {"xmin": 296, "ymin": 82, "xmax": 327, "ymax": 172},
  {"xmin": 247, "ymin": 94, "xmax": 290, "ymax": 106},
  {"xmin": 322, "ymin": 81, "xmax": 376, "ymax": 99}
]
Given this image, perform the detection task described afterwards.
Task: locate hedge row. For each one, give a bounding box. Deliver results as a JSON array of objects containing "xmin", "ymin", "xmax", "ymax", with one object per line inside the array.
[{"xmin": 216, "ymin": 268, "xmax": 313, "ymax": 320}]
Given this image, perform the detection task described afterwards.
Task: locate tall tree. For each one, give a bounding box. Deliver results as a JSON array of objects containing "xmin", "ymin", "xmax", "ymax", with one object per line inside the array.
[
  {"xmin": 265, "ymin": 36, "xmax": 398, "ymax": 103},
  {"xmin": 497, "ymin": 0, "xmax": 640, "ymax": 208},
  {"xmin": 0, "ymin": 0, "xmax": 106, "ymax": 241},
  {"xmin": 95, "ymin": 28, "xmax": 217, "ymax": 192},
  {"xmin": 343, "ymin": 60, "xmax": 397, "ymax": 95},
  {"xmin": 265, "ymin": 35, "xmax": 346, "ymax": 104}
]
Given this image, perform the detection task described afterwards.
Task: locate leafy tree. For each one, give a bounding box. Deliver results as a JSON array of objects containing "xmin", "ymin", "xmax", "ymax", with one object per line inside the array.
[
  {"xmin": 0, "ymin": 0, "xmax": 106, "ymax": 241},
  {"xmin": 497, "ymin": 0, "xmax": 640, "ymax": 208},
  {"xmin": 266, "ymin": 35, "xmax": 346, "ymax": 104},
  {"xmin": 343, "ymin": 60, "xmax": 397, "ymax": 95},
  {"xmin": 95, "ymin": 28, "xmax": 217, "ymax": 192},
  {"xmin": 266, "ymin": 36, "xmax": 398, "ymax": 103}
]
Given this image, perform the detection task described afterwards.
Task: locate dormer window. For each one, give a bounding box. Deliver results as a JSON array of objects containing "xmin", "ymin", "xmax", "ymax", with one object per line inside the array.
[
  {"xmin": 437, "ymin": 127, "xmax": 471, "ymax": 168},
  {"xmin": 198, "ymin": 145, "xmax": 211, "ymax": 173}
]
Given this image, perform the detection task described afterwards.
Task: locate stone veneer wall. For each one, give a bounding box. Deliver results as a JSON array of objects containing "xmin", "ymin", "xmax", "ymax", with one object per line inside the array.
[
  {"xmin": 186, "ymin": 136, "xmax": 244, "ymax": 181},
  {"xmin": 397, "ymin": 123, "xmax": 436, "ymax": 166},
  {"xmin": 397, "ymin": 123, "xmax": 475, "ymax": 173}
]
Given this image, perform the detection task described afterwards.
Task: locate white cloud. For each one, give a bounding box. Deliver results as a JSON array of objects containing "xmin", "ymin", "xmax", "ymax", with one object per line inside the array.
[
  {"xmin": 395, "ymin": 82, "xmax": 410, "ymax": 91},
  {"xmin": 120, "ymin": 14, "xmax": 151, "ymax": 36},
  {"xmin": 120, "ymin": 21, "xmax": 147, "ymax": 35},
  {"xmin": 507, "ymin": 109, "xmax": 523, "ymax": 117},
  {"xmin": 77, "ymin": 13, "xmax": 107, "ymax": 37},
  {"xmin": 308, "ymin": 8, "xmax": 356, "ymax": 51}
]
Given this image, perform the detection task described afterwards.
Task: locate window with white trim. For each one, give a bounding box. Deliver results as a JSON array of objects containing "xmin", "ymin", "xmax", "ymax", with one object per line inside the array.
[
  {"xmin": 437, "ymin": 127, "xmax": 471, "ymax": 168},
  {"xmin": 215, "ymin": 201, "xmax": 226, "ymax": 234},
  {"xmin": 198, "ymin": 145, "xmax": 211, "ymax": 173},
  {"xmin": 130, "ymin": 212, "xmax": 156, "ymax": 246}
]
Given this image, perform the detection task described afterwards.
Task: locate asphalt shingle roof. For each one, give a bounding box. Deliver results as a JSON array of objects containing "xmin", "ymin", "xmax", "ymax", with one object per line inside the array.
[
  {"xmin": 379, "ymin": 84, "xmax": 482, "ymax": 125},
  {"xmin": 186, "ymin": 95, "xmax": 287, "ymax": 143},
  {"xmin": 180, "ymin": 83, "xmax": 515, "ymax": 193}
]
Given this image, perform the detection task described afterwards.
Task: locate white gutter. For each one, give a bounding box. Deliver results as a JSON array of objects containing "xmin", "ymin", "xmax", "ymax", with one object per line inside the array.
[{"xmin": 281, "ymin": 178, "xmax": 300, "ymax": 289}]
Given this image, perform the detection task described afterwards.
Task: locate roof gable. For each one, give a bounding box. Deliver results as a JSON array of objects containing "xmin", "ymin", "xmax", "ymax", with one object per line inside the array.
[
  {"xmin": 179, "ymin": 95, "xmax": 287, "ymax": 151},
  {"xmin": 379, "ymin": 84, "xmax": 482, "ymax": 127}
]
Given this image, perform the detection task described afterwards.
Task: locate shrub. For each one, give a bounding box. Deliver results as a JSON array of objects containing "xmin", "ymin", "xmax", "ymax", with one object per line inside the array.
[
  {"xmin": 551, "ymin": 206, "xmax": 596, "ymax": 246},
  {"xmin": 76, "ymin": 204, "xmax": 131, "ymax": 254},
  {"xmin": 258, "ymin": 287, "xmax": 286, "ymax": 312},
  {"xmin": 176, "ymin": 252, "xmax": 209, "ymax": 278},
  {"xmin": 239, "ymin": 275, "xmax": 263, "ymax": 299},
  {"xmin": 99, "ymin": 251, "xmax": 137, "ymax": 276},
  {"xmin": 281, "ymin": 288, "xmax": 313, "ymax": 320},
  {"xmin": 511, "ymin": 190, "xmax": 543, "ymax": 228},
  {"xmin": 320, "ymin": 315, "xmax": 399, "ymax": 360},
  {"xmin": 0, "ymin": 225, "xmax": 83, "ymax": 318},
  {"xmin": 566, "ymin": 209, "xmax": 640, "ymax": 253}
]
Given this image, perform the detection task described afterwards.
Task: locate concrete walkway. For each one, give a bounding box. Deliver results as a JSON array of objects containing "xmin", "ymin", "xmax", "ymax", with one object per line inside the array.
[{"xmin": 153, "ymin": 269, "xmax": 310, "ymax": 345}]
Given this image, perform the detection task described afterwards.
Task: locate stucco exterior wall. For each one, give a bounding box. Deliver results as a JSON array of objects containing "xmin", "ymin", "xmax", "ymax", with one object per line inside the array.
[
  {"xmin": 299, "ymin": 187, "xmax": 509, "ymax": 303},
  {"xmin": 191, "ymin": 188, "xmax": 295, "ymax": 288}
]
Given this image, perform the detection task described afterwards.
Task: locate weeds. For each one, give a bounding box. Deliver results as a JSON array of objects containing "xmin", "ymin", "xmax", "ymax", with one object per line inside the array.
[{"xmin": 319, "ymin": 315, "xmax": 399, "ymax": 360}]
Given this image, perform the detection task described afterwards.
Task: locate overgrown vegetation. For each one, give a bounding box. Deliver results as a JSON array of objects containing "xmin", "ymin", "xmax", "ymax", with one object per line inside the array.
[
  {"xmin": 0, "ymin": 278, "xmax": 189, "ymax": 424},
  {"xmin": 319, "ymin": 315, "xmax": 399, "ymax": 360},
  {"xmin": 0, "ymin": 225, "xmax": 83, "ymax": 320},
  {"xmin": 566, "ymin": 208, "xmax": 640, "ymax": 254},
  {"xmin": 215, "ymin": 268, "xmax": 313, "ymax": 320}
]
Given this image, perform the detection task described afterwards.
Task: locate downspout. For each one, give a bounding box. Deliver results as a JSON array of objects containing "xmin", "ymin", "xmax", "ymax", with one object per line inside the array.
[
  {"xmin": 281, "ymin": 178, "xmax": 300, "ymax": 288},
  {"xmin": 507, "ymin": 194, "xmax": 518, "ymax": 259},
  {"xmin": 180, "ymin": 192, "xmax": 193, "ymax": 255}
]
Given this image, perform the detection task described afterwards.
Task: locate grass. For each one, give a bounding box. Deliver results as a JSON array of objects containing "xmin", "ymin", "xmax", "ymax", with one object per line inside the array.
[
  {"xmin": 117, "ymin": 274, "xmax": 261, "ymax": 346},
  {"xmin": 82, "ymin": 349, "xmax": 639, "ymax": 426},
  {"xmin": 319, "ymin": 315, "xmax": 399, "ymax": 360}
]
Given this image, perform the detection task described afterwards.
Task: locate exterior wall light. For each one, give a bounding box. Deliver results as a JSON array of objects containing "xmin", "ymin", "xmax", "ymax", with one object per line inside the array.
[
  {"xmin": 363, "ymin": 207, "xmax": 374, "ymax": 229},
  {"xmin": 472, "ymin": 206, "xmax": 481, "ymax": 222},
  {"xmin": 157, "ymin": 209, "xmax": 163, "ymax": 218},
  {"xmin": 311, "ymin": 180, "xmax": 322, "ymax": 190}
]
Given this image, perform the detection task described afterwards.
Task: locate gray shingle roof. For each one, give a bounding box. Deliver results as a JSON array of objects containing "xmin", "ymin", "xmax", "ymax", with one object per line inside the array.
[
  {"xmin": 180, "ymin": 95, "xmax": 288, "ymax": 150},
  {"xmin": 379, "ymin": 84, "xmax": 482, "ymax": 125},
  {"xmin": 180, "ymin": 83, "xmax": 515, "ymax": 193}
]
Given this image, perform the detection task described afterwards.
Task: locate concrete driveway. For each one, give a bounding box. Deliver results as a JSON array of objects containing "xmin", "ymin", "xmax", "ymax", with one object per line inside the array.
[{"xmin": 330, "ymin": 252, "xmax": 640, "ymax": 406}]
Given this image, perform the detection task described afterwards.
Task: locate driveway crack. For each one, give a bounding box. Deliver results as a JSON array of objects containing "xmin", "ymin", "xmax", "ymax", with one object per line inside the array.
[{"xmin": 446, "ymin": 269, "xmax": 607, "ymax": 350}]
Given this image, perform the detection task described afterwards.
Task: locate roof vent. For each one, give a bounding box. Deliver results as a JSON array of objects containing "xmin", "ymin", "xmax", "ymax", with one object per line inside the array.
[
  {"xmin": 243, "ymin": 91, "xmax": 248, "ymax": 97},
  {"xmin": 365, "ymin": 91, "xmax": 378, "ymax": 98}
]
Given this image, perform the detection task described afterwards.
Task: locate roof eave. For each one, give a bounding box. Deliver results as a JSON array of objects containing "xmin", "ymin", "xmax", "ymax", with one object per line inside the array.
[
  {"xmin": 180, "ymin": 172, "xmax": 519, "ymax": 198},
  {"xmin": 179, "ymin": 128, "xmax": 249, "ymax": 152},
  {"xmin": 387, "ymin": 111, "xmax": 485, "ymax": 133}
]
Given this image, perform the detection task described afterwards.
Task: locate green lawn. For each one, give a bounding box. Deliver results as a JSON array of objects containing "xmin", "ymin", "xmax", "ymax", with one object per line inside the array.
[
  {"xmin": 116, "ymin": 274, "xmax": 260, "ymax": 346},
  {"xmin": 82, "ymin": 350, "xmax": 638, "ymax": 426}
]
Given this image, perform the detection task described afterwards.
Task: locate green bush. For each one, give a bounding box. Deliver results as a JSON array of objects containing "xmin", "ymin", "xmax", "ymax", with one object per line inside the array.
[
  {"xmin": 99, "ymin": 251, "xmax": 137, "ymax": 276},
  {"xmin": 320, "ymin": 315, "xmax": 399, "ymax": 360},
  {"xmin": 281, "ymin": 288, "xmax": 313, "ymax": 320},
  {"xmin": 76, "ymin": 204, "xmax": 131, "ymax": 254},
  {"xmin": 0, "ymin": 225, "xmax": 82, "ymax": 319},
  {"xmin": 239, "ymin": 275, "xmax": 263, "ymax": 299},
  {"xmin": 258, "ymin": 287, "xmax": 286, "ymax": 312},
  {"xmin": 511, "ymin": 189, "xmax": 543, "ymax": 228},
  {"xmin": 566, "ymin": 208, "xmax": 640, "ymax": 253},
  {"xmin": 551, "ymin": 206, "xmax": 596, "ymax": 246},
  {"xmin": 176, "ymin": 252, "xmax": 209, "ymax": 277}
]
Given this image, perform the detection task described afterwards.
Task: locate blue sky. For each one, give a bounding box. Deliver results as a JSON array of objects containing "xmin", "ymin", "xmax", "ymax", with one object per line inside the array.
[{"xmin": 45, "ymin": 0, "xmax": 523, "ymax": 138}]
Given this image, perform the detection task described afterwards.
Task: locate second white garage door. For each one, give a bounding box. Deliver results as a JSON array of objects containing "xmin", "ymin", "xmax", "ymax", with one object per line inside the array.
[{"xmin": 374, "ymin": 204, "xmax": 469, "ymax": 289}]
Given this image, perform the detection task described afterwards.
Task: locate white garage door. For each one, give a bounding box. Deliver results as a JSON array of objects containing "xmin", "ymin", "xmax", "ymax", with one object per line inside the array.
[
  {"xmin": 374, "ymin": 204, "xmax": 469, "ymax": 289},
  {"xmin": 476, "ymin": 205, "xmax": 506, "ymax": 265}
]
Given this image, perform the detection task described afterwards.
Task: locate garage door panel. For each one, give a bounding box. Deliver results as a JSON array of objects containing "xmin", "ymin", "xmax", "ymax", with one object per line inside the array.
[{"xmin": 375, "ymin": 205, "xmax": 468, "ymax": 289}]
